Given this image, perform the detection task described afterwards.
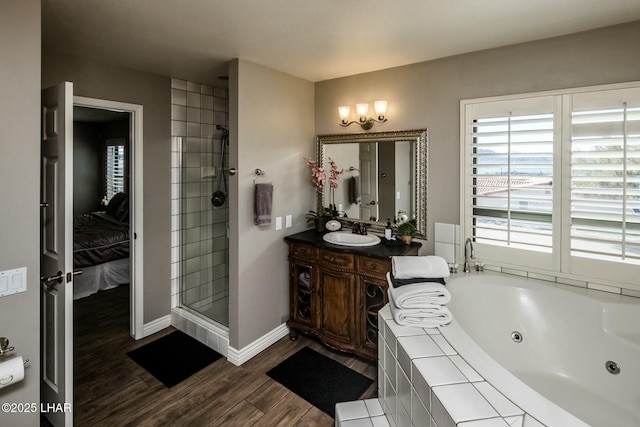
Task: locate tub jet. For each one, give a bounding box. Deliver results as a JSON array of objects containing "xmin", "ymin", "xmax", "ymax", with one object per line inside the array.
[{"xmin": 606, "ymin": 361, "xmax": 620, "ymax": 375}]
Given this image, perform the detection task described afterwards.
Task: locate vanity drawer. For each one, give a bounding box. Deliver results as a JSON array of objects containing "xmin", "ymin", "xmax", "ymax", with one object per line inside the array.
[
  {"xmin": 320, "ymin": 250, "xmax": 355, "ymax": 270},
  {"xmin": 358, "ymin": 256, "xmax": 391, "ymax": 279},
  {"xmin": 289, "ymin": 242, "xmax": 316, "ymax": 261}
]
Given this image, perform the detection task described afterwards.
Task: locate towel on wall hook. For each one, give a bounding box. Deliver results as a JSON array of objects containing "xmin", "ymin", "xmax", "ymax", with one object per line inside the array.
[
  {"xmin": 254, "ymin": 182, "xmax": 273, "ymax": 226},
  {"xmin": 349, "ymin": 175, "xmax": 361, "ymax": 205}
]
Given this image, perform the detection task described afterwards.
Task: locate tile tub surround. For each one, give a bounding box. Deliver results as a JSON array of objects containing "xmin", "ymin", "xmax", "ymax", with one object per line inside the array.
[
  {"xmin": 375, "ymin": 305, "xmax": 542, "ymax": 427},
  {"xmin": 335, "ymin": 398, "xmax": 389, "ymax": 427},
  {"xmin": 434, "ymin": 222, "xmax": 460, "ymax": 265}
]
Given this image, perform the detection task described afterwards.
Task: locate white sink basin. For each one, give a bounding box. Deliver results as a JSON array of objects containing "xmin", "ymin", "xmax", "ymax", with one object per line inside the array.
[{"xmin": 322, "ymin": 231, "xmax": 381, "ymax": 247}]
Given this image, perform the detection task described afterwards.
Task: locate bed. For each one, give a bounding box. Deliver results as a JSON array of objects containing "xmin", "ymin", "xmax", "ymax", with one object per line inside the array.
[{"xmin": 73, "ymin": 192, "xmax": 130, "ymax": 299}]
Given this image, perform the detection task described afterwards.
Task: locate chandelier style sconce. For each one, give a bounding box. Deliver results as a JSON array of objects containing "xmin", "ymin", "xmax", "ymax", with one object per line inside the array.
[{"xmin": 338, "ymin": 101, "xmax": 388, "ymax": 130}]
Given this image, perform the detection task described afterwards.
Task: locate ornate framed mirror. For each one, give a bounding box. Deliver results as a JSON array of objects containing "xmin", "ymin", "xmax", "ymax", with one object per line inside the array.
[{"xmin": 316, "ymin": 129, "xmax": 428, "ymax": 238}]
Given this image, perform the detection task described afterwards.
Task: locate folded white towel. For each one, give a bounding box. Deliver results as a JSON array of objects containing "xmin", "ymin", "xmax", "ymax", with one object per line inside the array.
[
  {"xmin": 392, "ymin": 255, "xmax": 450, "ymax": 280},
  {"xmin": 387, "ymin": 273, "xmax": 451, "ymax": 308},
  {"xmin": 388, "ymin": 296, "xmax": 452, "ymax": 327}
]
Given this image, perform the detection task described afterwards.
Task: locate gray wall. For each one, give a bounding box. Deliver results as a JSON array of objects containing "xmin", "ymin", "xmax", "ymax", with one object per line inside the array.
[
  {"xmin": 42, "ymin": 52, "xmax": 172, "ymax": 323},
  {"xmin": 315, "ymin": 21, "xmax": 640, "ymax": 253},
  {"xmin": 0, "ymin": 1, "xmax": 41, "ymax": 425},
  {"xmin": 73, "ymin": 118, "xmax": 131, "ymax": 216},
  {"xmin": 73, "ymin": 121, "xmax": 103, "ymax": 215},
  {"xmin": 229, "ymin": 59, "xmax": 315, "ymax": 350}
]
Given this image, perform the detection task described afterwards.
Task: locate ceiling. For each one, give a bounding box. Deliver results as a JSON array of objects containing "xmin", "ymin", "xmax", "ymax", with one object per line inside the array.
[{"xmin": 42, "ymin": 0, "xmax": 640, "ymax": 86}]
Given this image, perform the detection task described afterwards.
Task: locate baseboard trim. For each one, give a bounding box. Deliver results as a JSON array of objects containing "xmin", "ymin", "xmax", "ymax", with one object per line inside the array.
[
  {"xmin": 227, "ymin": 323, "xmax": 290, "ymax": 366},
  {"xmin": 143, "ymin": 314, "xmax": 172, "ymax": 337}
]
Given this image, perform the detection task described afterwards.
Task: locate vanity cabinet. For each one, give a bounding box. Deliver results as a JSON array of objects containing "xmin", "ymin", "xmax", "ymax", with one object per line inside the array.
[{"xmin": 285, "ymin": 230, "xmax": 420, "ymax": 360}]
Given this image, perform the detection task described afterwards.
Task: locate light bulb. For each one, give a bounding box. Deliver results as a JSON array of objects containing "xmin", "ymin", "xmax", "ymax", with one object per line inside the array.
[
  {"xmin": 374, "ymin": 100, "xmax": 388, "ymax": 119},
  {"xmin": 338, "ymin": 106, "xmax": 351, "ymax": 123},
  {"xmin": 355, "ymin": 103, "xmax": 369, "ymax": 120}
]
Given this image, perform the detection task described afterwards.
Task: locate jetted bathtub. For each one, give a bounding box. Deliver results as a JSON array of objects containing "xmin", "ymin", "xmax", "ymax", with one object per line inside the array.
[{"xmin": 441, "ymin": 273, "xmax": 640, "ymax": 427}]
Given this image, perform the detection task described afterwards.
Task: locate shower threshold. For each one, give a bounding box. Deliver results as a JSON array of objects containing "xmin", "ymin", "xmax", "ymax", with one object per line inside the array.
[{"xmin": 171, "ymin": 306, "xmax": 229, "ymax": 358}]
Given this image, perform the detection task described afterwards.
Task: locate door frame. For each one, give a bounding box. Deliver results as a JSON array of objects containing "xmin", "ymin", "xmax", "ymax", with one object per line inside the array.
[{"xmin": 74, "ymin": 96, "xmax": 144, "ymax": 339}]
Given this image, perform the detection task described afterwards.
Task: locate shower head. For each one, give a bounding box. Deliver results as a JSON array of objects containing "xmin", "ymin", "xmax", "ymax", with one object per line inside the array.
[{"xmin": 216, "ymin": 125, "xmax": 229, "ymax": 146}]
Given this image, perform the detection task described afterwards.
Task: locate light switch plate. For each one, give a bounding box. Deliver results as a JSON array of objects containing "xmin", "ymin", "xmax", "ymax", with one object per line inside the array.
[
  {"xmin": 0, "ymin": 267, "xmax": 27, "ymax": 297},
  {"xmin": 285, "ymin": 214, "xmax": 292, "ymax": 228},
  {"xmin": 275, "ymin": 216, "xmax": 283, "ymax": 230}
]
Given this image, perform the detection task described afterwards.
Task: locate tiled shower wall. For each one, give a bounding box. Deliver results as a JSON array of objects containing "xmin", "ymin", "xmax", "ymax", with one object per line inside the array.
[{"xmin": 170, "ymin": 78, "xmax": 229, "ymax": 323}]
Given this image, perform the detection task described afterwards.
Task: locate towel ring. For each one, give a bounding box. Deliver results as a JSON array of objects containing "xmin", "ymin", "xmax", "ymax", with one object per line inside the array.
[{"xmin": 253, "ymin": 168, "xmax": 267, "ymax": 184}]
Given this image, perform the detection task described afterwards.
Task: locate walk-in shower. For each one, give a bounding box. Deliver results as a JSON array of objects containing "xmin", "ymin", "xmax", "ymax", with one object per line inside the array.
[{"xmin": 170, "ymin": 79, "xmax": 230, "ymax": 331}]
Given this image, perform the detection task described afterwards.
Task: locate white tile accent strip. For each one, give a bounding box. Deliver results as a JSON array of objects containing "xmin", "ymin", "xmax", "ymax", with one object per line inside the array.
[
  {"xmin": 449, "ymin": 354, "xmax": 483, "ymax": 382},
  {"xmin": 479, "ymin": 265, "xmax": 640, "ymax": 298},
  {"xmin": 474, "ymin": 381, "xmax": 523, "ymax": 417},
  {"xmin": 413, "ymin": 356, "xmax": 468, "ymax": 387},
  {"xmin": 433, "ymin": 383, "xmax": 499, "ymax": 423}
]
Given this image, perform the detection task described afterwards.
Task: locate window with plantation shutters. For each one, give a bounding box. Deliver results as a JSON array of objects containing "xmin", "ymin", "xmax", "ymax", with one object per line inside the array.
[
  {"xmin": 106, "ymin": 142, "xmax": 125, "ymax": 201},
  {"xmin": 471, "ymin": 112, "xmax": 554, "ymax": 253},
  {"xmin": 463, "ymin": 82, "xmax": 640, "ymax": 286},
  {"xmin": 570, "ymin": 89, "xmax": 640, "ymax": 264}
]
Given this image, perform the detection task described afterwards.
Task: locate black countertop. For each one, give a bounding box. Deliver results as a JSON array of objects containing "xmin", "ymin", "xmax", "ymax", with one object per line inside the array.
[{"xmin": 284, "ymin": 229, "xmax": 421, "ymax": 259}]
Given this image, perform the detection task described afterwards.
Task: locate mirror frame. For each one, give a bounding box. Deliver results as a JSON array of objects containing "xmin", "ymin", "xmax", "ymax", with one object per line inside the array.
[{"xmin": 316, "ymin": 129, "xmax": 428, "ymax": 238}]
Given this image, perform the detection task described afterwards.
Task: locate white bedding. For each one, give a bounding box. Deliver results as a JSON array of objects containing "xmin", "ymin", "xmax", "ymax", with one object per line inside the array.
[{"xmin": 73, "ymin": 257, "xmax": 130, "ymax": 300}]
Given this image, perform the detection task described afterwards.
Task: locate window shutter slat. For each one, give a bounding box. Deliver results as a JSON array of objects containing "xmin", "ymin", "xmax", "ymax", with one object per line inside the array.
[
  {"xmin": 470, "ymin": 111, "xmax": 554, "ymax": 253},
  {"xmin": 571, "ymin": 99, "xmax": 640, "ymax": 261}
]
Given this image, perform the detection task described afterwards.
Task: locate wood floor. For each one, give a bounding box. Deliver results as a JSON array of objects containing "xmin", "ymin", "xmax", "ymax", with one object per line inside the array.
[{"xmin": 70, "ymin": 285, "xmax": 377, "ymax": 426}]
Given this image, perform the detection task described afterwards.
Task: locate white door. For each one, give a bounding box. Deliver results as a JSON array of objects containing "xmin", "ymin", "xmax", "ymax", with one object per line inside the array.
[
  {"xmin": 359, "ymin": 142, "xmax": 379, "ymax": 221},
  {"xmin": 41, "ymin": 82, "xmax": 74, "ymax": 427}
]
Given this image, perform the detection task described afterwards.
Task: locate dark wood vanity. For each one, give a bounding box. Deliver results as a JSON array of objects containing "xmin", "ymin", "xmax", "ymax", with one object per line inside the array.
[{"xmin": 285, "ymin": 229, "xmax": 421, "ymax": 360}]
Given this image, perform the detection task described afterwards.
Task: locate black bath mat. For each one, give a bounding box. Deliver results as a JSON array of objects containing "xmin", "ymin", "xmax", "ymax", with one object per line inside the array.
[
  {"xmin": 266, "ymin": 346, "xmax": 373, "ymax": 417},
  {"xmin": 127, "ymin": 330, "xmax": 222, "ymax": 388}
]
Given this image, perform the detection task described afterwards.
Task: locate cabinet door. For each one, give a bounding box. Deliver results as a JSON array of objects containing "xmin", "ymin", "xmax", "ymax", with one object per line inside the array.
[
  {"xmin": 318, "ymin": 269, "xmax": 356, "ymax": 345},
  {"xmin": 290, "ymin": 262, "xmax": 315, "ymax": 328},
  {"xmin": 359, "ymin": 276, "xmax": 389, "ymax": 355}
]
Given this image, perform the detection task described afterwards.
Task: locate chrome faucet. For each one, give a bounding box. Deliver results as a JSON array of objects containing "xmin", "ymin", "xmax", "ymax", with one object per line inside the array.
[
  {"xmin": 463, "ymin": 237, "xmax": 476, "ymax": 273},
  {"xmin": 352, "ymin": 222, "xmax": 368, "ymax": 235}
]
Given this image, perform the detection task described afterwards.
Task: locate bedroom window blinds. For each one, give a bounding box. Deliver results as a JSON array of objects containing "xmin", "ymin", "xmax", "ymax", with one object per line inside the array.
[{"xmin": 106, "ymin": 143, "xmax": 125, "ymax": 201}]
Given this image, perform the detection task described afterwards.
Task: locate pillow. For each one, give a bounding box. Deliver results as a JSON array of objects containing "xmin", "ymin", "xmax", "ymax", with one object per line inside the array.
[
  {"xmin": 105, "ymin": 192, "xmax": 127, "ymax": 219},
  {"xmin": 114, "ymin": 194, "xmax": 129, "ymax": 223}
]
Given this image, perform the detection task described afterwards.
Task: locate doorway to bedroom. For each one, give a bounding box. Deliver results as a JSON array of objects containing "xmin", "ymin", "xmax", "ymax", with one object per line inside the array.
[
  {"xmin": 72, "ymin": 106, "xmax": 131, "ymax": 305},
  {"xmin": 71, "ymin": 96, "xmax": 144, "ymax": 340}
]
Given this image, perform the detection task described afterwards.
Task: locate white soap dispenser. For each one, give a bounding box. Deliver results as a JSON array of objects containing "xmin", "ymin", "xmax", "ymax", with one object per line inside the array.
[{"xmin": 385, "ymin": 218, "xmax": 392, "ymax": 239}]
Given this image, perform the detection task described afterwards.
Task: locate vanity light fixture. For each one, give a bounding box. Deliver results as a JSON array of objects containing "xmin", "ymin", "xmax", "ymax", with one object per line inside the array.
[{"xmin": 338, "ymin": 101, "xmax": 388, "ymax": 130}]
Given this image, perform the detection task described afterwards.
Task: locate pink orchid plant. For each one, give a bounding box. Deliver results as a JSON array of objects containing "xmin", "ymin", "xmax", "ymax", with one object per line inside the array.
[
  {"xmin": 305, "ymin": 158, "xmax": 326, "ymax": 193},
  {"xmin": 327, "ymin": 157, "xmax": 343, "ymax": 190},
  {"xmin": 305, "ymin": 156, "xmax": 343, "ymax": 221}
]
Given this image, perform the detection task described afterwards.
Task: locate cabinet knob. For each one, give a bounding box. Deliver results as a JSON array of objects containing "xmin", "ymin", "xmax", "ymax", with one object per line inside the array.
[
  {"xmin": 370, "ymin": 263, "xmax": 376, "ymax": 270},
  {"xmin": 329, "ymin": 257, "xmax": 335, "ymax": 263}
]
